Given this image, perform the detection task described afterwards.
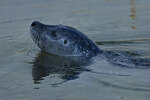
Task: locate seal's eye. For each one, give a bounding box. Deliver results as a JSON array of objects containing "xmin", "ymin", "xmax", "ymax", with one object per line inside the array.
[
  {"xmin": 51, "ymin": 31, "xmax": 57, "ymax": 37},
  {"xmin": 64, "ymin": 40, "xmax": 68, "ymax": 44}
]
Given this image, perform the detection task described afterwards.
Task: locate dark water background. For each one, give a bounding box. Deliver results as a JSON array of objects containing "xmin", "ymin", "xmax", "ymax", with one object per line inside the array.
[{"xmin": 0, "ymin": 0, "xmax": 150, "ymax": 100}]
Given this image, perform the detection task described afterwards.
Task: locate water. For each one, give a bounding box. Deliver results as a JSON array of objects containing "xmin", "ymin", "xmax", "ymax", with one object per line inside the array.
[{"xmin": 0, "ymin": 0, "xmax": 150, "ymax": 100}]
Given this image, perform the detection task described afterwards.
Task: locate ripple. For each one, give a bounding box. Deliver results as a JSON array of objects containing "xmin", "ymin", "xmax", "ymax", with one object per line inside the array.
[
  {"xmin": 0, "ymin": 17, "xmax": 43, "ymax": 24},
  {"xmin": 96, "ymin": 38, "xmax": 150, "ymax": 45},
  {"xmin": 95, "ymin": 78, "xmax": 150, "ymax": 92}
]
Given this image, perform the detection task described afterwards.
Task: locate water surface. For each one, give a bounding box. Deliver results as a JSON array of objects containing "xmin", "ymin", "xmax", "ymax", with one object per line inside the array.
[{"xmin": 1, "ymin": 0, "xmax": 150, "ymax": 100}]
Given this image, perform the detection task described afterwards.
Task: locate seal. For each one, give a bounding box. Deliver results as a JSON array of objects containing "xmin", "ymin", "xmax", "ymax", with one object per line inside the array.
[
  {"xmin": 30, "ymin": 21, "xmax": 102, "ymax": 59},
  {"xmin": 30, "ymin": 21, "xmax": 150, "ymax": 68}
]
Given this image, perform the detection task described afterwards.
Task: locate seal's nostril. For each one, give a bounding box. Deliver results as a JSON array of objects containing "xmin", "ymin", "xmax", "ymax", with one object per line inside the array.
[{"xmin": 31, "ymin": 22, "xmax": 36, "ymax": 27}]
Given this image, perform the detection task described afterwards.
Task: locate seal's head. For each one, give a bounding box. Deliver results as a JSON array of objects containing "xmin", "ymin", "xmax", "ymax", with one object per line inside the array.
[{"xmin": 30, "ymin": 21, "xmax": 101, "ymax": 59}]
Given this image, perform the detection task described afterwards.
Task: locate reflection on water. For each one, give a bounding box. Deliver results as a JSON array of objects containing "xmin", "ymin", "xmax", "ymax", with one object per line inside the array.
[
  {"xmin": 130, "ymin": 0, "xmax": 136, "ymax": 29},
  {"xmin": 32, "ymin": 51, "xmax": 90, "ymax": 85}
]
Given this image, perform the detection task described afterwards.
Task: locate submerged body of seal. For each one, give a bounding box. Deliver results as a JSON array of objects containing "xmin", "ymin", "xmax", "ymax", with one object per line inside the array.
[{"xmin": 30, "ymin": 21, "xmax": 150, "ymax": 68}]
